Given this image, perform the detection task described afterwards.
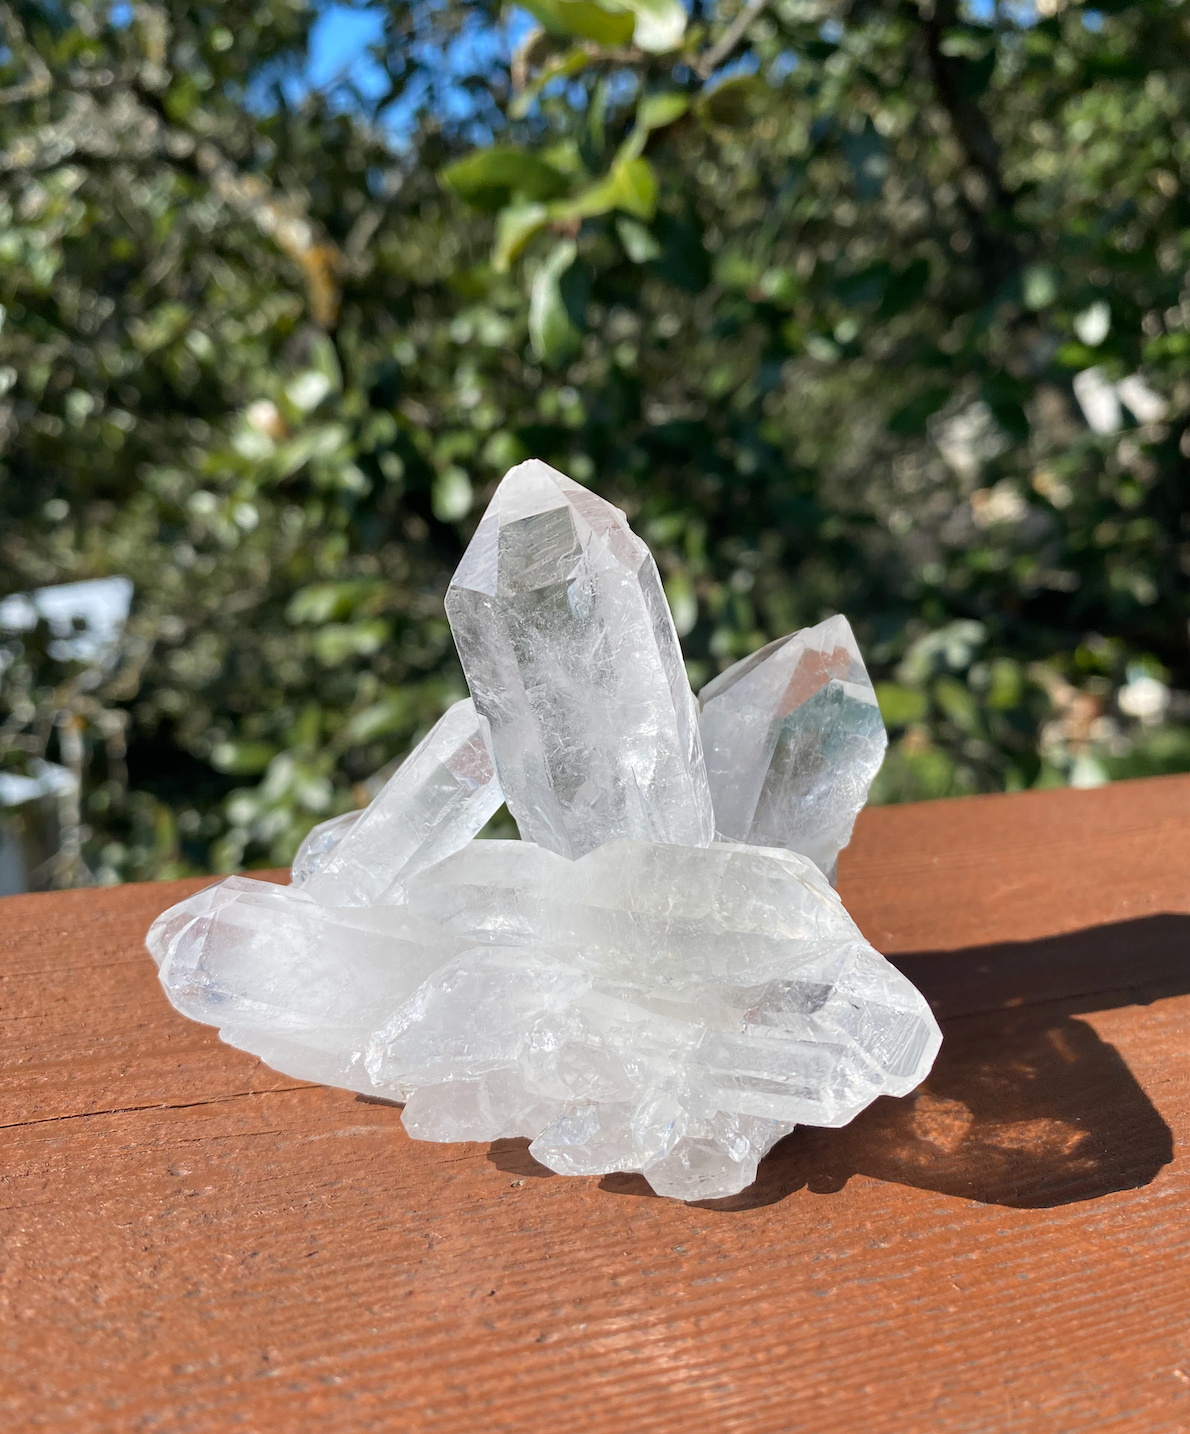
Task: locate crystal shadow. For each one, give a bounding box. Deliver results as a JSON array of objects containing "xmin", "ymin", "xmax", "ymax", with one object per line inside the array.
[{"xmin": 597, "ymin": 914, "xmax": 1185, "ymax": 1211}]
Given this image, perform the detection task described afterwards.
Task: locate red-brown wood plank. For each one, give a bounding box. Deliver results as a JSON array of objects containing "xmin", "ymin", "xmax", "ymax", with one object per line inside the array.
[{"xmin": 2, "ymin": 775, "xmax": 1188, "ymax": 1433}]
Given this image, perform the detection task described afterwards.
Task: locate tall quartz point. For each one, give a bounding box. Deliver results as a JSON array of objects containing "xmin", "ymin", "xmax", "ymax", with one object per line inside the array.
[
  {"xmin": 444, "ymin": 460, "xmax": 713, "ymax": 859},
  {"xmin": 146, "ymin": 460, "xmax": 940, "ymax": 1204},
  {"xmin": 699, "ymin": 614, "xmax": 887, "ymax": 882},
  {"xmin": 300, "ymin": 698, "xmax": 503, "ymax": 906}
]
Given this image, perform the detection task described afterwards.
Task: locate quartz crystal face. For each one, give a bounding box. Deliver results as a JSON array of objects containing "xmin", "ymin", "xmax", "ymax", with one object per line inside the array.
[
  {"xmin": 699, "ymin": 614, "xmax": 887, "ymax": 882},
  {"xmin": 146, "ymin": 460, "xmax": 940, "ymax": 1204},
  {"xmin": 445, "ymin": 459, "xmax": 713, "ymax": 859},
  {"xmin": 291, "ymin": 809, "xmax": 362, "ymax": 887}
]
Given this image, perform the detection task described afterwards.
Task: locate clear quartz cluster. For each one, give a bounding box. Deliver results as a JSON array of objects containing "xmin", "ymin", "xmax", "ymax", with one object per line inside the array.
[{"xmin": 148, "ymin": 460, "xmax": 940, "ymax": 1202}]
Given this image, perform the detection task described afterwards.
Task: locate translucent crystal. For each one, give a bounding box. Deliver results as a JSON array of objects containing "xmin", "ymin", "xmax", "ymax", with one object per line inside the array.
[
  {"xmin": 698, "ymin": 614, "xmax": 887, "ymax": 881},
  {"xmin": 147, "ymin": 875, "xmax": 462, "ymax": 1095},
  {"xmin": 445, "ymin": 459, "xmax": 713, "ymax": 859},
  {"xmin": 364, "ymin": 838, "xmax": 941, "ymax": 1192},
  {"xmin": 291, "ymin": 809, "xmax": 362, "ymax": 887},
  {"xmin": 301, "ymin": 698, "xmax": 503, "ymax": 906},
  {"xmin": 147, "ymin": 463, "xmax": 938, "ymax": 1204}
]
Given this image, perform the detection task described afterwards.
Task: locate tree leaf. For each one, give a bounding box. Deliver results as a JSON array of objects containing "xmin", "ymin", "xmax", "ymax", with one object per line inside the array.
[
  {"xmin": 530, "ymin": 240, "xmax": 580, "ymax": 364},
  {"xmin": 608, "ymin": 0, "xmax": 686, "ymax": 52},
  {"xmin": 874, "ymin": 683, "xmax": 928, "ymax": 728},
  {"xmin": 313, "ymin": 619, "xmax": 390, "ymax": 666},
  {"xmin": 695, "ymin": 75, "xmax": 769, "ymax": 128},
  {"xmin": 441, "ymin": 147, "xmax": 571, "ymax": 212},
  {"xmin": 518, "ymin": 0, "xmax": 634, "ymax": 45},
  {"xmin": 610, "ymin": 157, "xmax": 657, "ymax": 219},
  {"xmin": 616, "ymin": 216, "xmax": 662, "ymax": 262},
  {"xmin": 493, "ymin": 201, "xmax": 550, "ymax": 271},
  {"xmin": 342, "ymin": 694, "xmax": 415, "ymax": 744},
  {"xmin": 431, "ymin": 465, "xmax": 474, "ymax": 522},
  {"xmin": 209, "ymin": 741, "xmax": 278, "ymax": 775},
  {"xmin": 620, "ymin": 91, "xmax": 690, "ymax": 162},
  {"xmin": 286, "ymin": 580, "xmax": 385, "ymax": 624},
  {"xmin": 510, "ymin": 46, "xmax": 593, "ymax": 120},
  {"xmin": 637, "ymin": 91, "xmax": 689, "ymax": 132}
]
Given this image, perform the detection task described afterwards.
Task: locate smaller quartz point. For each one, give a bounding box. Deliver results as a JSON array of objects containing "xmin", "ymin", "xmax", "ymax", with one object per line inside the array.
[
  {"xmin": 148, "ymin": 875, "xmax": 461, "ymax": 1096},
  {"xmin": 301, "ymin": 698, "xmax": 503, "ymax": 906},
  {"xmin": 445, "ymin": 459, "xmax": 713, "ymax": 859},
  {"xmin": 698, "ymin": 614, "xmax": 887, "ymax": 882},
  {"xmin": 291, "ymin": 809, "xmax": 363, "ymax": 887}
]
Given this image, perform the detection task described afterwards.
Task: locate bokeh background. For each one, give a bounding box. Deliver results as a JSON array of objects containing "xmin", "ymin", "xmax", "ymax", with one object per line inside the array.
[{"xmin": 1, "ymin": 0, "xmax": 1188, "ymax": 890}]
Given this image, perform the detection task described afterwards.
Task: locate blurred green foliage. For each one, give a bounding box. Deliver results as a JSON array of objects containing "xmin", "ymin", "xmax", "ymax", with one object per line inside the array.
[{"xmin": 0, "ymin": 0, "xmax": 1187, "ymax": 886}]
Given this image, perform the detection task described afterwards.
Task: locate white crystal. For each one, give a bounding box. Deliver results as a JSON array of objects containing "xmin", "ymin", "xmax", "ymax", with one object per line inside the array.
[
  {"xmin": 147, "ymin": 874, "xmax": 463, "ymax": 1096},
  {"xmin": 146, "ymin": 461, "xmax": 939, "ymax": 1204},
  {"xmin": 301, "ymin": 698, "xmax": 503, "ymax": 906},
  {"xmin": 698, "ymin": 614, "xmax": 887, "ymax": 882},
  {"xmin": 365, "ymin": 838, "xmax": 940, "ymax": 1190},
  {"xmin": 445, "ymin": 459, "xmax": 713, "ymax": 859}
]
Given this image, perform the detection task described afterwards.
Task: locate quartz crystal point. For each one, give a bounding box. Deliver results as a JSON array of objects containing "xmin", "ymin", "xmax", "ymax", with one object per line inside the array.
[
  {"xmin": 445, "ymin": 460, "xmax": 713, "ymax": 859},
  {"xmin": 300, "ymin": 698, "xmax": 503, "ymax": 906},
  {"xmin": 699, "ymin": 614, "xmax": 887, "ymax": 882}
]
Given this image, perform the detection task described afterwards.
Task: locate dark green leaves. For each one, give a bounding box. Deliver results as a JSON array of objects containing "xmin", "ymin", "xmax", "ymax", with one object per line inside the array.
[{"xmin": 4, "ymin": 0, "xmax": 1190, "ymax": 892}]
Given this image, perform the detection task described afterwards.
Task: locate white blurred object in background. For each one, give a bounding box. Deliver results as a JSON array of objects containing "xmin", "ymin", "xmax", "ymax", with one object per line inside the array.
[
  {"xmin": 0, "ymin": 576, "xmax": 133, "ymax": 892},
  {"xmin": 0, "ymin": 576, "xmax": 133, "ymax": 672},
  {"xmin": 0, "ymin": 761, "xmax": 78, "ymax": 896},
  {"xmin": 1073, "ymin": 369, "xmax": 1167, "ymax": 434},
  {"xmin": 1117, "ymin": 670, "xmax": 1170, "ymax": 724}
]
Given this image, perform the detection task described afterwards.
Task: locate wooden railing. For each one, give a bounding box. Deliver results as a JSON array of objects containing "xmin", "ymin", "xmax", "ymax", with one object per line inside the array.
[{"xmin": 3, "ymin": 774, "xmax": 1188, "ymax": 1433}]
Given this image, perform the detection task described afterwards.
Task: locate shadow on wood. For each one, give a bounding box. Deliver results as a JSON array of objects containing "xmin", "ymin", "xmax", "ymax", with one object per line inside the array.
[{"xmin": 597, "ymin": 915, "xmax": 1187, "ymax": 1211}]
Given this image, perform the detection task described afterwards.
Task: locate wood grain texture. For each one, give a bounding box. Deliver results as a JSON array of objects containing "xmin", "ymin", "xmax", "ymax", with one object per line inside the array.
[{"xmin": 2, "ymin": 775, "xmax": 1189, "ymax": 1434}]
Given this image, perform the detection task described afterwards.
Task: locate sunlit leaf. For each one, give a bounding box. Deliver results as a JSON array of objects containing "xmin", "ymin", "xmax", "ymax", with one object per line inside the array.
[
  {"xmin": 874, "ymin": 684, "xmax": 928, "ymax": 728},
  {"xmin": 209, "ymin": 741, "xmax": 277, "ymax": 775},
  {"xmin": 555, "ymin": 157, "xmax": 657, "ymax": 221},
  {"xmin": 493, "ymin": 201, "xmax": 550, "ymax": 271},
  {"xmin": 432, "ymin": 465, "xmax": 474, "ymax": 522},
  {"xmin": 287, "ymin": 581, "xmax": 385, "ymax": 624},
  {"xmin": 616, "ymin": 216, "xmax": 662, "ymax": 262},
  {"xmin": 518, "ymin": 0, "xmax": 634, "ymax": 45},
  {"xmin": 637, "ymin": 91, "xmax": 689, "ymax": 132},
  {"xmin": 530, "ymin": 239, "xmax": 580, "ymax": 364},
  {"xmin": 608, "ymin": 0, "xmax": 686, "ymax": 52},
  {"xmin": 313, "ymin": 620, "xmax": 390, "ymax": 666},
  {"xmin": 343, "ymin": 694, "xmax": 416, "ymax": 744},
  {"xmin": 441, "ymin": 147, "xmax": 571, "ymax": 211}
]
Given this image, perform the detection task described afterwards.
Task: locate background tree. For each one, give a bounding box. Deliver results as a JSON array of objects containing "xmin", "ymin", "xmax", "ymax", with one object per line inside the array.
[{"xmin": 1, "ymin": 0, "xmax": 1187, "ymax": 885}]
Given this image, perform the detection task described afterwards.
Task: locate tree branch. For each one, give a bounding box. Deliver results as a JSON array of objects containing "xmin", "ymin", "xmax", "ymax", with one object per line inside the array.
[
  {"xmin": 0, "ymin": 3, "xmax": 52, "ymax": 105},
  {"xmin": 922, "ymin": 0, "xmax": 1018, "ymax": 283},
  {"xmin": 695, "ymin": 0, "xmax": 772, "ymax": 80}
]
